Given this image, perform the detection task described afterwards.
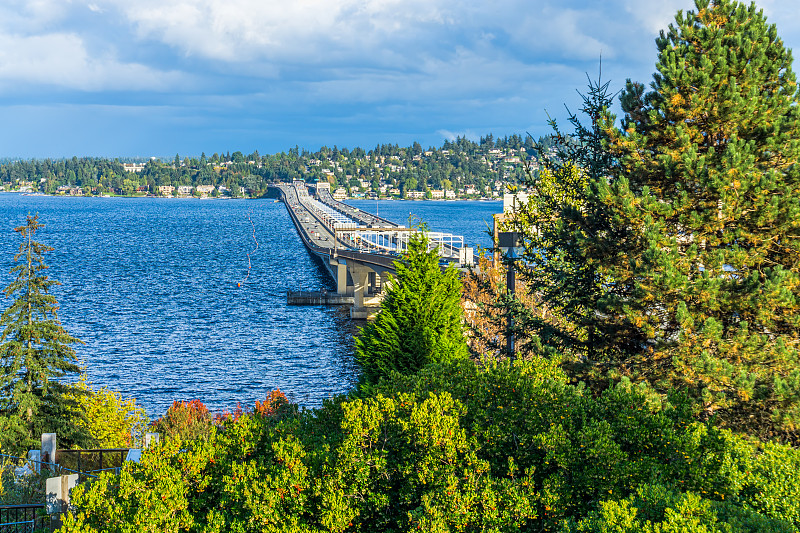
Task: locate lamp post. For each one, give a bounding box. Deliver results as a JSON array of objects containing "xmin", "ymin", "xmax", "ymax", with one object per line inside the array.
[{"xmin": 498, "ymin": 231, "xmax": 522, "ymax": 358}]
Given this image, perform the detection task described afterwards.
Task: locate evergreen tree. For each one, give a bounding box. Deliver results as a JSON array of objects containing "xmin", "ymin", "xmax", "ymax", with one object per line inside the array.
[
  {"xmin": 355, "ymin": 231, "xmax": 468, "ymax": 385},
  {"xmin": 599, "ymin": 0, "xmax": 800, "ymax": 439},
  {"xmin": 493, "ymin": 73, "xmax": 645, "ymax": 367},
  {"xmin": 0, "ymin": 215, "xmax": 88, "ymax": 453}
]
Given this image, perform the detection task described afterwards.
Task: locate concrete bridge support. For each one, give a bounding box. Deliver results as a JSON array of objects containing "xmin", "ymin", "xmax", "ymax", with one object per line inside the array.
[
  {"xmin": 329, "ymin": 256, "xmax": 382, "ymax": 319},
  {"xmin": 350, "ymin": 264, "xmax": 373, "ymax": 319},
  {"xmin": 332, "ymin": 259, "xmax": 348, "ymax": 295}
]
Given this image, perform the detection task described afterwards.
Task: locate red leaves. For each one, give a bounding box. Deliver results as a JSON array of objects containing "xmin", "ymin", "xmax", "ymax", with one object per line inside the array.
[
  {"xmin": 254, "ymin": 389, "xmax": 289, "ymax": 417},
  {"xmin": 214, "ymin": 390, "xmax": 291, "ymax": 422},
  {"xmin": 164, "ymin": 399, "xmax": 210, "ymax": 422},
  {"xmin": 216, "ymin": 402, "xmax": 244, "ymax": 423}
]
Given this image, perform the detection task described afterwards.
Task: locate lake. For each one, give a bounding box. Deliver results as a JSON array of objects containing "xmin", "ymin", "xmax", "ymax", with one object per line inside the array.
[{"xmin": 0, "ymin": 193, "xmax": 501, "ymax": 417}]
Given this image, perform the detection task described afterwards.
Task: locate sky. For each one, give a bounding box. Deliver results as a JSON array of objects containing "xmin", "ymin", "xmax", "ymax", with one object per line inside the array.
[{"xmin": 0, "ymin": 0, "xmax": 798, "ymax": 159}]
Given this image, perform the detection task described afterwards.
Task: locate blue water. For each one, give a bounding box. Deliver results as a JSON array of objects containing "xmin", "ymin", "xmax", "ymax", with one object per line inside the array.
[{"xmin": 0, "ymin": 194, "xmax": 501, "ymax": 418}]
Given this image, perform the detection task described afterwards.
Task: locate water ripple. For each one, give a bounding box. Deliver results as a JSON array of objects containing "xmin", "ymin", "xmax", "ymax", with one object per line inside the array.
[
  {"xmin": 0, "ymin": 195, "xmax": 358, "ymax": 418},
  {"xmin": 0, "ymin": 195, "xmax": 501, "ymax": 419}
]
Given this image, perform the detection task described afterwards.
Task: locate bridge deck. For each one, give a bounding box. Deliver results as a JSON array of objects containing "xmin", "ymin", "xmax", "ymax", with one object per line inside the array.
[
  {"xmin": 271, "ymin": 183, "xmax": 400, "ymax": 271},
  {"xmin": 270, "ymin": 182, "xmax": 473, "ymax": 318}
]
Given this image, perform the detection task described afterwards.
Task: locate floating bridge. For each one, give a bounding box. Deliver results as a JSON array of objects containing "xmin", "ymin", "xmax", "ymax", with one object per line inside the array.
[{"xmin": 270, "ymin": 181, "xmax": 473, "ymax": 318}]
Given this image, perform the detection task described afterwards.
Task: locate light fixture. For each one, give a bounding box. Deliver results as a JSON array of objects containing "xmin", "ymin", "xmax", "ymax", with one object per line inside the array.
[{"xmin": 497, "ymin": 231, "xmax": 523, "ymax": 358}]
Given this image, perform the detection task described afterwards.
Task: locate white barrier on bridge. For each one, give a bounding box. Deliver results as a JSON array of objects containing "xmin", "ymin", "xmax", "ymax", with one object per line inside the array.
[
  {"xmin": 285, "ymin": 182, "xmax": 472, "ymax": 265},
  {"xmin": 308, "ymin": 198, "xmax": 364, "ymax": 227},
  {"xmin": 334, "ymin": 227, "xmax": 468, "ymax": 261}
]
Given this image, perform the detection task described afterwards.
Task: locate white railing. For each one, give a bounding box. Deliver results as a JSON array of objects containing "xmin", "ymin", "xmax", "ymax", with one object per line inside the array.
[{"xmin": 334, "ymin": 228, "xmax": 466, "ymax": 259}]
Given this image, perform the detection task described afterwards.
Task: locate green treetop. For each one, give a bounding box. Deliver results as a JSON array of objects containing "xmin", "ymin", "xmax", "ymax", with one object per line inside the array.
[
  {"xmin": 0, "ymin": 215, "xmax": 87, "ymax": 453},
  {"xmin": 598, "ymin": 0, "xmax": 800, "ymax": 440},
  {"xmin": 355, "ymin": 231, "xmax": 468, "ymax": 386},
  {"xmin": 495, "ymin": 73, "xmax": 647, "ymax": 367}
]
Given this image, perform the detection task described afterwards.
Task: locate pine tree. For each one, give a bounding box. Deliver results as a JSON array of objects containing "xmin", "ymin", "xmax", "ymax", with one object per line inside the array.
[
  {"xmin": 489, "ymin": 73, "xmax": 645, "ymax": 370},
  {"xmin": 0, "ymin": 215, "xmax": 88, "ymax": 453},
  {"xmin": 355, "ymin": 231, "xmax": 468, "ymax": 386},
  {"xmin": 599, "ymin": 0, "xmax": 800, "ymax": 439}
]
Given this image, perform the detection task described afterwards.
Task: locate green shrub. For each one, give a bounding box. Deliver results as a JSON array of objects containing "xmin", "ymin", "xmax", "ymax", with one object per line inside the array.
[
  {"xmin": 373, "ymin": 358, "xmax": 800, "ymax": 531},
  {"xmin": 151, "ymin": 399, "xmax": 215, "ymax": 443},
  {"xmin": 59, "ymin": 359, "xmax": 800, "ymax": 532},
  {"xmin": 59, "ymin": 435, "xmax": 215, "ymax": 533},
  {"xmin": 568, "ymin": 483, "xmax": 794, "ymax": 533}
]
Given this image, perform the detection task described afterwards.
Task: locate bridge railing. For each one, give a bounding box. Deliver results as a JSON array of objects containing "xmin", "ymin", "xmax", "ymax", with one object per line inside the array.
[
  {"xmin": 277, "ymin": 182, "xmax": 473, "ymax": 266},
  {"xmin": 333, "ymin": 227, "xmax": 468, "ymax": 261}
]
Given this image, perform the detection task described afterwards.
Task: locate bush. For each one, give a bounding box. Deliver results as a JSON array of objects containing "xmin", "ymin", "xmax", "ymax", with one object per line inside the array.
[
  {"xmin": 61, "ymin": 390, "xmax": 535, "ymax": 532},
  {"xmin": 58, "ymin": 363, "xmax": 800, "ymax": 531},
  {"xmin": 59, "ymin": 436, "xmax": 215, "ymax": 533},
  {"xmin": 66, "ymin": 376, "xmax": 149, "ymax": 448},
  {"xmin": 151, "ymin": 400, "xmax": 215, "ymax": 444},
  {"xmin": 373, "ymin": 358, "xmax": 800, "ymax": 530},
  {"xmin": 568, "ymin": 483, "xmax": 794, "ymax": 533},
  {"xmin": 215, "ymin": 390, "xmax": 295, "ymax": 423}
]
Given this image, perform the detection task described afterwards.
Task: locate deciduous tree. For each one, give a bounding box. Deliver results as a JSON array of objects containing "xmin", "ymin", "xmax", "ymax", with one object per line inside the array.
[{"xmin": 66, "ymin": 376, "xmax": 149, "ymax": 448}]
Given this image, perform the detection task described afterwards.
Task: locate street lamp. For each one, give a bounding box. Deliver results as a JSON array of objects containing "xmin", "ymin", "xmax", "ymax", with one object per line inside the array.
[{"xmin": 497, "ymin": 231, "xmax": 523, "ymax": 358}]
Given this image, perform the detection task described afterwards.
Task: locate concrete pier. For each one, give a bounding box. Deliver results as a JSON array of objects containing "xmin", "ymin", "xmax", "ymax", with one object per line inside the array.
[{"xmin": 287, "ymin": 291, "xmax": 355, "ymax": 305}]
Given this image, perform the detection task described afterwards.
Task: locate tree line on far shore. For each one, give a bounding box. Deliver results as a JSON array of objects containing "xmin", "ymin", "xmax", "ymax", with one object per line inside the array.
[{"xmin": 0, "ymin": 133, "xmax": 537, "ymax": 199}]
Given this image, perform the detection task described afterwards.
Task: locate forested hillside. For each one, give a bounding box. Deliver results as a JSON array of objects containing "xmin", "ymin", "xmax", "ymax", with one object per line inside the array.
[{"xmin": 0, "ymin": 134, "xmax": 546, "ymax": 198}]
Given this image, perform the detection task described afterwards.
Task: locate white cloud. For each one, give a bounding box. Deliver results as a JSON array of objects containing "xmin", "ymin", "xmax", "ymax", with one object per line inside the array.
[
  {"xmin": 1, "ymin": 0, "xmax": 799, "ymax": 158},
  {"xmin": 94, "ymin": 0, "xmax": 710, "ymax": 79},
  {"xmin": 99, "ymin": 0, "xmax": 456, "ymax": 63},
  {"xmin": 0, "ymin": 0, "xmax": 80, "ymax": 34},
  {"xmin": 622, "ymin": 0, "xmax": 800, "ymax": 41},
  {"xmin": 622, "ymin": 0, "xmax": 690, "ymax": 34},
  {"xmin": 0, "ymin": 32, "xmax": 186, "ymax": 92},
  {"xmin": 757, "ymin": 0, "xmax": 800, "ymax": 39},
  {"xmin": 3, "ymin": 0, "xmax": 797, "ymax": 97},
  {"xmin": 479, "ymin": 3, "xmax": 620, "ymax": 62},
  {"xmin": 97, "ymin": 0, "xmax": 633, "ymax": 68},
  {"xmin": 437, "ymin": 129, "xmax": 481, "ymax": 142}
]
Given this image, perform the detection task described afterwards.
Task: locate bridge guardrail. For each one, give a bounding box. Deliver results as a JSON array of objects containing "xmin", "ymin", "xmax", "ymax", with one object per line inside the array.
[{"xmin": 272, "ymin": 182, "xmax": 468, "ymax": 271}]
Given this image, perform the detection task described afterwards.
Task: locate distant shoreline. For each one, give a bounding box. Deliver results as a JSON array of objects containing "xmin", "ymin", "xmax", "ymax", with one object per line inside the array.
[{"xmin": 1, "ymin": 190, "xmax": 502, "ymax": 202}]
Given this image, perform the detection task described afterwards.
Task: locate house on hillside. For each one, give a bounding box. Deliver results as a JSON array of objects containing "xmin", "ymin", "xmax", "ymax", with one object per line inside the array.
[{"xmin": 123, "ymin": 163, "xmax": 146, "ymax": 173}]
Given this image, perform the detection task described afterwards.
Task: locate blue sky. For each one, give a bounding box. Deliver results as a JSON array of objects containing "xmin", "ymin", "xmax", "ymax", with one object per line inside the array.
[{"xmin": 1, "ymin": 0, "xmax": 798, "ymax": 158}]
